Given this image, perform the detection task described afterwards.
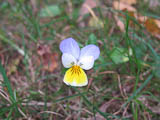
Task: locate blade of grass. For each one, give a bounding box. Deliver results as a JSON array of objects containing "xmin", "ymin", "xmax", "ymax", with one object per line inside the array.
[
  {"xmin": 54, "ymin": 91, "xmax": 88, "ymax": 103},
  {"xmin": 15, "ymin": 0, "xmax": 42, "ymax": 41},
  {"xmin": 141, "ymin": 91, "xmax": 160, "ymax": 102},
  {"xmin": 0, "ymin": 34, "xmax": 25, "ymax": 56},
  {"xmin": 72, "ymin": 87, "xmax": 122, "ymax": 120},
  {"xmin": 131, "ymin": 102, "xmax": 138, "ymax": 120},
  {"xmin": 123, "ymin": 74, "xmax": 153, "ymax": 108},
  {"xmin": 124, "ymin": 12, "xmax": 145, "ymax": 98},
  {"xmin": 0, "ymin": 62, "xmax": 14, "ymax": 101},
  {"xmin": 0, "ymin": 61, "xmax": 19, "ymax": 115}
]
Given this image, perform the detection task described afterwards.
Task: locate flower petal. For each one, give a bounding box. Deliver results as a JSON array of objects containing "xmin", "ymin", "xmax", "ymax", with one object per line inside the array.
[
  {"xmin": 80, "ymin": 44, "xmax": 100, "ymax": 60},
  {"xmin": 62, "ymin": 53, "xmax": 77, "ymax": 68},
  {"xmin": 63, "ymin": 66, "xmax": 88, "ymax": 87},
  {"xmin": 78, "ymin": 56, "xmax": 94, "ymax": 70},
  {"xmin": 60, "ymin": 38, "xmax": 80, "ymax": 59}
]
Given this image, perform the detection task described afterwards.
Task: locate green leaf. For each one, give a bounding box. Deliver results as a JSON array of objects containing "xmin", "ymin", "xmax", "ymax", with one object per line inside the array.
[
  {"xmin": 39, "ymin": 5, "xmax": 61, "ymax": 17},
  {"xmin": 0, "ymin": 2, "xmax": 9, "ymax": 10},
  {"xmin": 153, "ymin": 60, "xmax": 160, "ymax": 78},
  {"xmin": 87, "ymin": 33, "xmax": 97, "ymax": 44},
  {"xmin": 110, "ymin": 47, "xmax": 132, "ymax": 64}
]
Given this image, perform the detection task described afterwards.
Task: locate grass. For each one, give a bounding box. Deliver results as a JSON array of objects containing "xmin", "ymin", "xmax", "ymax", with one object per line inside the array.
[{"xmin": 0, "ymin": 0, "xmax": 160, "ymax": 119}]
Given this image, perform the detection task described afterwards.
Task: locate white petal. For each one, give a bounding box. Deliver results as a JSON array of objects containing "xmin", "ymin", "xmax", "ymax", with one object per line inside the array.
[
  {"xmin": 80, "ymin": 45, "xmax": 100, "ymax": 60},
  {"xmin": 62, "ymin": 53, "xmax": 77, "ymax": 68},
  {"xmin": 78, "ymin": 56, "xmax": 94, "ymax": 70}
]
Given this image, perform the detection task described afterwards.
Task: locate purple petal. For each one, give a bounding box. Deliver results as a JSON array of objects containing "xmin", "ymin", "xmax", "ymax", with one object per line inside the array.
[
  {"xmin": 60, "ymin": 38, "xmax": 80, "ymax": 59},
  {"xmin": 80, "ymin": 44, "xmax": 100, "ymax": 60}
]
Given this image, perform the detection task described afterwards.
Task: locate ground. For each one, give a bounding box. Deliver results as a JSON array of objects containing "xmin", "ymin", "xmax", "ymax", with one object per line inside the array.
[{"xmin": 0, "ymin": 0, "xmax": 160, "ymax": 119}]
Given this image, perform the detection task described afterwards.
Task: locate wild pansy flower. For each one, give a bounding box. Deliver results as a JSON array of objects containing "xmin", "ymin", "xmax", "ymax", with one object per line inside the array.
[{"xmin": 60, "ymin": 38, "xmax": 100, "ymax": 87}]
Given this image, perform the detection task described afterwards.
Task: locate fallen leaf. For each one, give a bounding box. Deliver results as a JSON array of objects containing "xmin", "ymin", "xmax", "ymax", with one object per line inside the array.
[
  {"xmin": 78, "ymin": 0, "xmax": 99, "ymax": 23},
  {"xmin": 0, "ymin": 46, "xmax": 5, "ymax": 65},
  {"xmin": 114, "ymin": 15, "xmax": 125, "ymax": 31},
  {"xmin": 113, "ymin": 1, "xmax": 136, "ymax": 11},
  {"xmin": 149, "ymin": 104, "xmax": 160, "ymax": 114},
  {"xmin": 37, "ymin": 44, "xmax": 58, "ymax": 72},
  {"xmin": 144, "ymin": 18, "xmax": 160, "ymax": 39},
  {"xmin": 88, "ymin": 33, "xmax": 97, "ymax": 44},
  {"xmin": 30, "ymin": 0, "xmax": 38, "ymax": 14},
  {"xmin": 120, "ymin": 0, "xmax": 137, "ymax": 5},
  {"xmin": 110, "ymin": 47, "xmax": 132, "ymax": 64},
  {"xmin": 79, "ymin": 0, "xmax": 98, "ymax": 17},
  {"xmin": 113, "ymin": 1, "xmax": 136, "ymax": 31},
  {"xmin": 37, "ymin": 44, "xmax": 51, "ymax": 56},
  {"xmin": 7, "ymin": 56, "xmax": 22, "ymax": 76},
  {"xmin": 0, "ymin": 74, "xmax": 3, "ymax": 89},
  {"xmin": 155, "ymin": 19, "xmax": 160, "ymax": 28},
  {"xmin": 88, "ymin": 17, "xmax": 104, "ymax": 28},
  {"xmin": 42, "ymin": 53, "xmax": 58, "ymax": 72},
  {"xmin": 114, "ymin": 10, "xmax": 138, "ymax": 31},
  {"xmin": 137, "ymin": 15, "xmax": 148, "ymax": 23},
  {"xmin": 39, "ymin": 5, "xmax": 61, "ymax": 17},
  {"xmin": 113, "ymin": 1, "xmax": 160, "ymax": 40}
]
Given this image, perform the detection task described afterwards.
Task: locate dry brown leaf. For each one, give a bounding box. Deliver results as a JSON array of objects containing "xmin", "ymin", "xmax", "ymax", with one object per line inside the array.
[
  {"xmin": 7, "ymin": 56, "xmax": 22, "ymax": 76},
  {"xmin": 30, "ymin": 0, "xmax": 38, "ymax": 14},
  {"xmin": 136, "ymin": 15, "xmax": 148, "ymax": 23},
  {"xmin": 113, "ymin": 1, "xmax": 136, "ymax": 11},
  {"xmin": 78, "ymin": 0, "xmax": 99, "ymax": 23},
  {"xmin": 114, "ymin": 10, "xmax": 137, "ymax": 31},
  {"xmin": 144, "ymin": 18, "xmax": 160, "ymax": 39},
  {"xmin": 79, "ymin": 0, "xmax": 98, "ymax": 16},
  {"xmin": 114, "ymin": 15, "xmax": 125, "ymax": 31},
  {"xmin": 120, "ymin": 0, "xmax": 137, "ymax": 5},
  {"xmin": 149, "ymin": 104, "xmax": 160, "ymax": 114},
  {"xmin": 123, "ymin": 10, "xmax": 139, "ymax": 28},
  {"xmin": 113, "ymin": 1, "xmax": 160, "ymax": 40},
  {"xmin": 155, "ymin": 19, "xmax": 160, "ymax": 28},
  {"xmin": 37, "ymin": 44, "xmax": 51, "ymax": 56},
  {"xmin": 113, "ymin": 1, "xmax": 136, "ymax": 31},
  {"xmin": 0, "ymin": 49, "xmax": 4, "ymax": 65},
  {"xmin": 42, "ymin": 53, "xmax": 58, "ymax": 72},
  {"xmin": 37, "ymin": 44, "xmax": 58, "ymax": 72}
]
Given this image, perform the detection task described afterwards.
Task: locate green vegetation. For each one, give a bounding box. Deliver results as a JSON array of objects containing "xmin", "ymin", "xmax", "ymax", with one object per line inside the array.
[{"xmin": 0, "ymin": 0, "xmax": 160, "ymax": 119}]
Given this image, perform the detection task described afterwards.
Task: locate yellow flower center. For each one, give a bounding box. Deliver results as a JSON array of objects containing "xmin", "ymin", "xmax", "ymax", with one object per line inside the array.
[
  {"xmin": 63, "ymin": 65, "xmax": 88, "ymax": 86},
  {"xmin": 70, "ymin": 65, "xmax": 81, "ymax": 75}
]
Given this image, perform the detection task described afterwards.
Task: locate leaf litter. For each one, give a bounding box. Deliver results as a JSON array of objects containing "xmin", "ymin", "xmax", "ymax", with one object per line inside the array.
[{"xmin": 0, "ymin": 0, "xmax": 160, "ymax": 119}]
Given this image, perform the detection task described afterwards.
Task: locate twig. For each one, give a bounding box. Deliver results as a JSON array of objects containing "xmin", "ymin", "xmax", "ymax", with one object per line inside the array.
[
  {"xmin": 21, "ymin": 101, "xmax": 52, "ymax": 107},
  {"xmin": 84, "ymin": 4, "xmax": 98, "ymax": 21},
  {"xmin": 39, "ymin": 111, "xmax": 63, "ymax": 117},
  {"xmin": 99, "ymin": 71, "xmax": 127, "ymax": 99}
]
